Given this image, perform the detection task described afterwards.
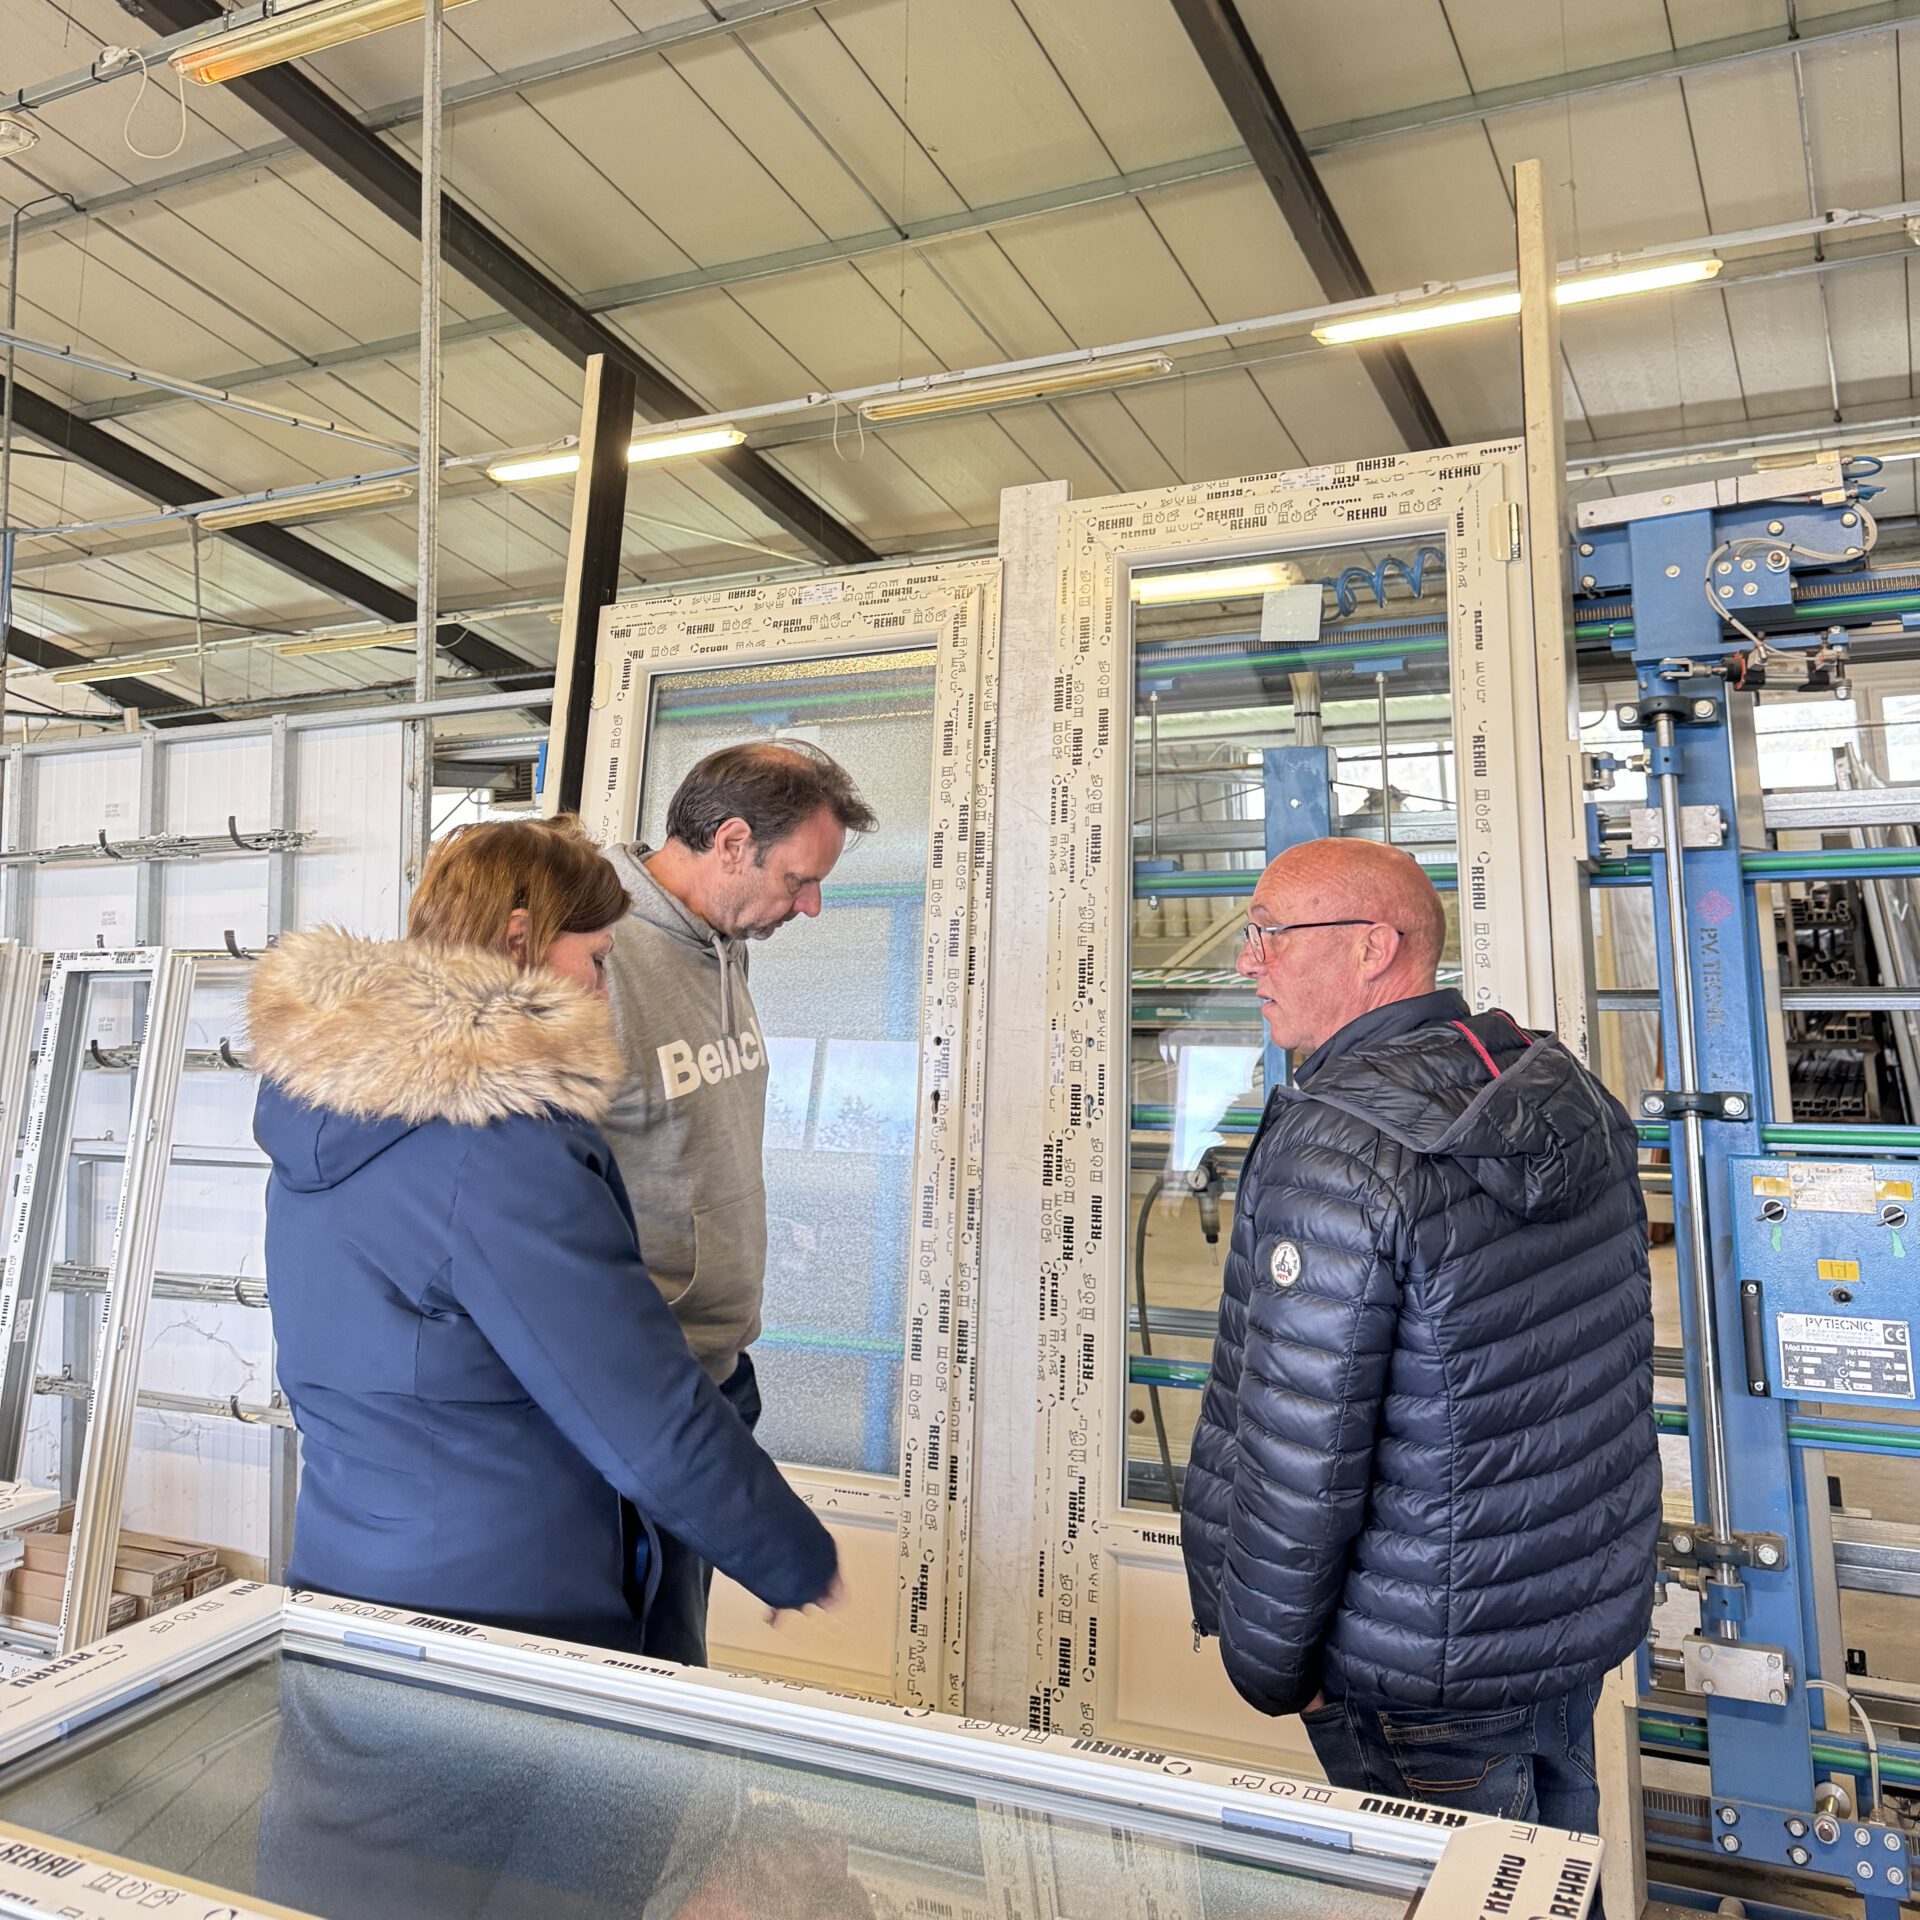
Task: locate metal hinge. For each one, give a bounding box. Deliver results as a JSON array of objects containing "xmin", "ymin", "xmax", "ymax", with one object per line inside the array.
[
  {"xmin": 1629, "ymin": 804, "xmax": 1727, "ymax": 851},
  {"xmin": 1492, "ymin": 501, "xmax": 1522, "ymax": 561}
]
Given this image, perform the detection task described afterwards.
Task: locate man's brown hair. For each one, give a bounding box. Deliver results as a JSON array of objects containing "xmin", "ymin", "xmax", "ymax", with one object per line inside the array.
[
  {"xmin": 664, "ymin": 740, "xmax": 876, "ymax": 857},
  {"xmin": 408, "ymin": 816, "xmax": 629, "ymax": 963}
]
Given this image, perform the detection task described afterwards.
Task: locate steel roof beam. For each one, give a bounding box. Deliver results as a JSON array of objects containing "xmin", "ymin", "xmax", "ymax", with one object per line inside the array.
[
  {"xmin": 115, "ymin": 0, "xmax": 874, "ymax": 569},
  {"xmin": 1167, "ymin": 0, "xmax": 1445, "ymax": 449},
  {"xmin": 4, "ymin": 622, "xmax": 191, "ymax": 716},
  {"xmin": 3, "ymin": 376, "xmax": 527, "ymax": 683}
]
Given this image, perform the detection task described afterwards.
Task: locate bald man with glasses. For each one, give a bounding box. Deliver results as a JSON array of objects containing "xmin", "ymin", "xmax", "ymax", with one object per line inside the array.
[{"xmin": 1182, "ymin": 838, "xmax": 1657, "ymax": 1873}]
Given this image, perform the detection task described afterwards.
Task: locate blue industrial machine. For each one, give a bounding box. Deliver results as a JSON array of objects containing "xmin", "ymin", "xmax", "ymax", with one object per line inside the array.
[
  {"xmin": 1582, "ymin": 464, "xmax": 1920, "ymax": 1914},
  {"xmin": 1125, "ymin": 461, "xmax": 1920, "ymax": 1911}
]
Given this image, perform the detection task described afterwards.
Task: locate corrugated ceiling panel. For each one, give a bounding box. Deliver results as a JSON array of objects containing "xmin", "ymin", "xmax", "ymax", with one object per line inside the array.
[
  {"xmin": 986, "ymin": 199, "xmax": 1214, "ymax": 347},
  {"xmin": 885, "ymin": 229, "xmax": 1078, "ymax": 363},
  {"xmin": 823, "ymin": 0, "xmax": 1116, "ymax": 208},
  {"xmin": 1246, "ymin": 355, "xmax": 1407, "ymax": 464},
  {"xmin": 1563, "ymin": 293, "xmax": 1750, "ymax": 440},
  {"xmin": 653, "ymin": 34, "xmax": 903, "ymax": 241},
  {"xmin": 759, "ymin": 437, "xmax": 965, "ymax": 543},
  {"xmin": 1682, "ymin": 59, "xmax": 1818, "ymax": 231},
  {"xmin": 853, "ymin": 416, "xmax": 1050, "ymax": 525},
  {"xmin": 1141, "ymin": 173, "xmax": 1327, "ymax": 322},
  {"xmin": 380, "ymin": 97, "xmax": 687, "ymax": 295},
  {"xmin": 1319, "ymin": 124, "xmax": 1514, "ymax": 286},
  {"xmin": 713, "ymin": 12, "xmax": 966, "ymax": 229},
  {"xmin": 1721, "ymin": 276, "xmax": 1840, "ymax": 421},
  {"xmin": 1440, "ymin": 0, "xmax": 1673, "ymax": 92},
  {"xmin": 1800, "ymin": 34, "xmax": 1904, "ymax": 208},
  {"xmin": 1392, "ymin": 332, "xmax": 1520, "ymax": 443},
  {"xmin": 1014, "ymin": 0, "xmax": 1237, "ymax": 169},
  {"xmin": 722, "ymin": 261, "xmax": 948, "ymax": 390},
  {"xmin": 1820, "ymin": 258, "xmax": 1911, "ymax": 411},
  {"xmin": 1239, "ymin": 0, "xmax": 1467, "ymax": 124},
  {"xmin": 1666, "ymin": 1, "xmax": 1791, "ymax": 46},
  {"xmin": 441, "ymin": 0, "xmax": 657, "ymax": 89},
  {"xmin": 1487, "ymin": 87, "xmax": 1711, "ymax": 254},
  {"xmin": 1107, "ymin": 367, "xmax": 1304, "ymax": 485},
  {"xmin": 609, "ymin": 285, "xmax": 817, "ymax": 410},
  {"xmin": 1044, "ymin": 391, "xmax": 1183, "ymax": 493}
]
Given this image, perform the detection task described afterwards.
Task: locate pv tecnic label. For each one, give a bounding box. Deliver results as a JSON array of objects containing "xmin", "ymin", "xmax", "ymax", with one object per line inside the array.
[{"xmin": 1777, "ymin": 1313, "xmax": 1914, "ymax": 1398}]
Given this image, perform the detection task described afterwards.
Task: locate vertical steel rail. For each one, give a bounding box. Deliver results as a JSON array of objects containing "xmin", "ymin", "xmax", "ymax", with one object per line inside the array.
[{"xmin": 61, "ymin": 950, "xmax": 196, "ymax": 1650}]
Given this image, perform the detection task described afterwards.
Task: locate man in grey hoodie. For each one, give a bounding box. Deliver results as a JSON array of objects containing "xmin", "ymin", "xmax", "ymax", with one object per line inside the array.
[{"xmin": 601, "ymin": 739, "xmax": 877, "ymax": 1665}]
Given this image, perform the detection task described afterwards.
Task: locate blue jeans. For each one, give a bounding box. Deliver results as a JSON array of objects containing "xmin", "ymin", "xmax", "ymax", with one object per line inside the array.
[
  {"xmin": 639, "ymin": 1353, "xmax": 761, "ymax": 1667},
  {"xmin": 1303, "ymin": 1678, "xmax": 1604, "ymax": 1840}
]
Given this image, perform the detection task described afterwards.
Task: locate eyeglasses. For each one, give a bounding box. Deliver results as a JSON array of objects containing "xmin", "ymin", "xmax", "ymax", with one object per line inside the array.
[{"xmin": 1241, "ymin": 917, "xmax": 1395, "ymax": 956}]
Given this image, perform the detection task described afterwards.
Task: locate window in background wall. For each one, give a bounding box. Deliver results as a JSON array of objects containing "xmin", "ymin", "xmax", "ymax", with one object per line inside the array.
[
  {"xmin": 636, "ymin": 649, "xmax": 939, "ymax": 1477},
  {"xmin": 1753, "ymin": 694, "xmax": 1860, "ymax": 788}
]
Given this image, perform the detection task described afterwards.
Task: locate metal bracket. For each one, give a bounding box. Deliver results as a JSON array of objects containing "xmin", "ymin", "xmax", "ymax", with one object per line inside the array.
[
  {"xmin": 1637, "ymin": 1088, "xmax": 1753, "ymax": 1122},
  {"xmin": 1681, "ymin": 1634, "xmax": 1794, "ymax": 1706},
  {"xmin": 1629, "ymin": 804, "xmax": 1726, "ymax": 851},
  {"xmin": 1618, "ymin": 693, "xmax": 1722, "ymax": 729},
  {"xmin": 1662, "ymin": 1523, "xmax": 1789, "ymax": 1574}
]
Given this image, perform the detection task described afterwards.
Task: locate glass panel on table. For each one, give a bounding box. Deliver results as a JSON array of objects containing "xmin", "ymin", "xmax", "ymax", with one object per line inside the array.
[
  {"xmin": 0, "ymin": 1649, "xmax": 1411, "ymax": 1920},
  {"xmin": 1123, "ymin": 542, "xmax": 1457, "ymax": 1510},
  {"xmin": 636, "ymin": 649, "xmax": 938, "ymax": 1477}
]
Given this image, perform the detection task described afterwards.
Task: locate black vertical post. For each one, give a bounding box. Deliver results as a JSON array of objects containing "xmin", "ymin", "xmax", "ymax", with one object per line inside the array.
[{"xmin": 547, "ymin": 354, "xmax": 636, "ymax": 816}]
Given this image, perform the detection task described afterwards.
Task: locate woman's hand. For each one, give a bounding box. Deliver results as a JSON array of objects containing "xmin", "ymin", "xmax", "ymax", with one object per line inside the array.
[{"xmin": 767, "ymin": 1570, "xmax": 846, "ymax": 1627}]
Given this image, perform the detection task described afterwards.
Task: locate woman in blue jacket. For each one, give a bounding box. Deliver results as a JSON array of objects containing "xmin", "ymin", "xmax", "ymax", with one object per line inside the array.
[{"xmin": 250, "ymin": 817, "xmax": 839, "ymax": 1652}]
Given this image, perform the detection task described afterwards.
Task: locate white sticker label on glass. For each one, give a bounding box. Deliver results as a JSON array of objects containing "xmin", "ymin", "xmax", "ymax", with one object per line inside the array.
[
  {"xmin": 795, "ymin": 580, "xmax": 845, "ymax": 605},
  {"xmin": 1788, "ymin": 1163, "xmax": 1877, "ymax": 1215},
  {"xmin": 1777, "ymin": 1313, "xmax": 1914, "ymax": 1399}
]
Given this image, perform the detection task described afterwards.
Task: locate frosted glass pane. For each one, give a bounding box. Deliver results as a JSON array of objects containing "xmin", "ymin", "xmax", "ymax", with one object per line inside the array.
[{"xmin": 637, "ymin": 649, "xmax": 938, "ymax": 1475}]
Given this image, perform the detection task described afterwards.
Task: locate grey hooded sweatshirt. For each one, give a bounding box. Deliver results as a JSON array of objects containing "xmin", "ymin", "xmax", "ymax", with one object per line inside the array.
[{"xmin": 600, "ymin": 843, "xmax": 768, "ymax": 1382}]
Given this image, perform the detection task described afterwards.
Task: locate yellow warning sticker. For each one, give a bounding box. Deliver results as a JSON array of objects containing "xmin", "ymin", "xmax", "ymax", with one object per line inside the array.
[
  {"xmin": 1751, "ymin": 1175, "xmax": 1793, "ymax": 1198},
  {"xmin": 1818, "ymin": 1260, "xmax": 1862, "ymax": 1283},
  {"xmin": 1880, "ymin": 1180, "xmax": 1915, "ymax": 1204}
]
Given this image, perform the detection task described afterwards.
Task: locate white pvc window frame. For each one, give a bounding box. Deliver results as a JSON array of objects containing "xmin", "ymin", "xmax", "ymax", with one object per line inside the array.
[
  {"xmin": 1022, "ymin": 445, "xmax": 1561, "ymax": 1738},
  {"xmin": 579, "ymin": 559, "xmax": 1000, "ymax": 1710},
  {"xmin": 0, "ymin": 1583, "xmax": 1600, "ymax": 1918}
]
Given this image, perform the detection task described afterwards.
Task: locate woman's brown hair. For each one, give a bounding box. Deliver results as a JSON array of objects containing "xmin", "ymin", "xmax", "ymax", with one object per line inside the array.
[{"xmin": 407, "ymin": 816, "xmax": 629, "ymax": 964}]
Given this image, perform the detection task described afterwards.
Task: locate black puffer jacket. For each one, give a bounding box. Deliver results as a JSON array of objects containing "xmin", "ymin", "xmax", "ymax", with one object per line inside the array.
[{"xmin": 1181, "ymin": 991, "xmax": 1659, "ymax": 1718}]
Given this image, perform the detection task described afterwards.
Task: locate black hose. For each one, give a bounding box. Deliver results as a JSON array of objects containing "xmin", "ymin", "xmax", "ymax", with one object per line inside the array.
[{"xmin": 1133, "ymin": 1172, "xmax": 1181, "ymax": 1514}]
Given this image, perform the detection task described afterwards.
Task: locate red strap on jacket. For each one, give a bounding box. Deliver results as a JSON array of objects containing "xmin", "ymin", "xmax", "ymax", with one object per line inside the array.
[{"xmin": 1452, "ymin": 1020, "xmax": 1502, "ymax": 1079}]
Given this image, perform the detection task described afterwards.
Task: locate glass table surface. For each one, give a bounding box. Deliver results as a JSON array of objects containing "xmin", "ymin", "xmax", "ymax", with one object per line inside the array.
[{"xmin": 0, "ymin": 1652, "xmax": 1409, "ymax": 1920}]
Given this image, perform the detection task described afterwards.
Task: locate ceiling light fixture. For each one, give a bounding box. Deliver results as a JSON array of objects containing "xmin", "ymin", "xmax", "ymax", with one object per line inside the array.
[
  {"xmin": 170, "ymin": 0, "xmax": 481, "ymax": 86},
  {"xmin": 486, "ymin": 426, "xmax": 746, "ymax": 486},
  {"xmin": 50, "ymin": 656, "xmax": 190, "ymax": 686},
  {"xmin": 274, "ymin": 625, "xmax": 417, "ymax": 659},
  {"xmin": 1312, "ymin": 258, "xmax": 1723, "ymax": 346},
  {"xmin": 0, "ymin": 115, "xmax": 40, "ymax": 160},
  {"xmin": 861, "ymin": 353, "xmax": 1173, "ymax": 424},
  {"xmin": 1130, "ymin": 560, "xmax": 1307, "ymax": 607},
  {"xmin": 195, "ymin": 477, "xmax": 414, "ymax": 531}
]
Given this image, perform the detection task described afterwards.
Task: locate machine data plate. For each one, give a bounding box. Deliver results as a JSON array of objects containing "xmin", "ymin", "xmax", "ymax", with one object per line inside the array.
[{"xmin": 1731, "ymin": 1156, "xmax": 1920, "ymax": 1407}]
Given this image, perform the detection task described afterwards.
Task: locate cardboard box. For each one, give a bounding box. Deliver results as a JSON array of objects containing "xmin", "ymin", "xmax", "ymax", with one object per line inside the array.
[
  {"xmin": 18, "ymin": 1533, "xmax": 191, "ymax": 1600},
  {"xmin": 134, "ymin": 1589, "xmax": 185, "ymax": 1622},
  {"xmin": 117, "ymin": 1530, "xmax": 219, "ymax": 1579},
  {"xmin": 187, "ymin": 1567, "xmax": 231, "ymax": 1599},
  {"xmin": 2, "ymin": 1570, "xmax": 136, "ymax": 1633}
]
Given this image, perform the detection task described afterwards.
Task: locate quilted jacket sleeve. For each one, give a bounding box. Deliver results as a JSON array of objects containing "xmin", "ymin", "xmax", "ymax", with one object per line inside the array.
[{"xmin": 1211, "ymin": 1128, "xmax": 1405, "ymax": 1718}]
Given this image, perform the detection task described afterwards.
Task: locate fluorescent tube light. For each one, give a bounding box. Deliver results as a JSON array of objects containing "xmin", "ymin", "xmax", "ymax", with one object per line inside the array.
[
  {"xmin": 487, "ymin": 426, "xmax": 746, "ymax": 486},
  {"xmin": 171, "ymin": 0, "xmax": 481, "ymax": 86},
  {"xmin": 51, "ymin": 656, "xmax": 190, "ymax": 686},
  {"xmin": 1312, "ymin": 259, "xmax": 1723, "ymax": 346},
  {"xmin": 861, "ymin": 353, "xmax": 1174, "ymax": 423},
  {"xmin": 1130, "ymin": 561, "xmax": 1307, "ymax": 607},
  {"xmin": 275, "ymin": 625, "xmax": 417, "ymax": 659},
  {"xmin": 196, "ymin": 478, "xmax": 414, "ymax": 531}
]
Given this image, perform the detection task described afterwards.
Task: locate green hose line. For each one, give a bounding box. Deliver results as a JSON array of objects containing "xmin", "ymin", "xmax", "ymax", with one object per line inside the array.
[
  {"xmin": 1743, "ymin": 847, "xmax": 1920, "ymax": 879},
  {"xmin": 1764, "ymin": 1123, "xmax": 1920, "ymax": 1152},
  {"xmin": 1131, "ymin": 1357, "xmax": 1211, "ymax": 1389},
  {"xmin": 1639, "ymin": 1711, "xmax": 1920, "ymax": 1790},
  {"xmin": 1655, "ymin": 1404, "xmax": 1920, "ymax": 1457}
]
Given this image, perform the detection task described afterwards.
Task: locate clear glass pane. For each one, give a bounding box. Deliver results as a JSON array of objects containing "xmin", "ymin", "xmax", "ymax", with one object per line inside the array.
[
  {"xmin": 636, "ymin": 648, "xmax": 938, "ymax": 1477},
  {"xmin": 0, "ymin": 1650, "xmax": 1406, "ymax": 1919},
  {"xmin": 1124, "ymin": 543, "xmax": 1457, "ymax": 1510}
]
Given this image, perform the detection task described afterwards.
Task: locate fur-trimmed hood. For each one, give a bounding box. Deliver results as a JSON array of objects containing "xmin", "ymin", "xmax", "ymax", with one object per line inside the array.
[{"xmin": 250, "ymin": 928, "xmax": 624, "ymax": 1152}]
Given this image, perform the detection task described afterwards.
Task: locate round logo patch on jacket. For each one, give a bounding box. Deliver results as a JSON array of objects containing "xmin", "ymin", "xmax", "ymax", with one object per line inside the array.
[{"xmin": 1268, "ymin": 1239, "xmax": 1303, "ymax": 1288}]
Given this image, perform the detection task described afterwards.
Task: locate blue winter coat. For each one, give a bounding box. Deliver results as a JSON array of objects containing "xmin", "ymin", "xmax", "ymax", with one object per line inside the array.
[
  {"xmin": 250, "ymin": 928, "xmax": 836, "ymax": 1653},
  {"xmin": 1181, "ymin": 991, "xmax": 1659, "ymax": 1717}
]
